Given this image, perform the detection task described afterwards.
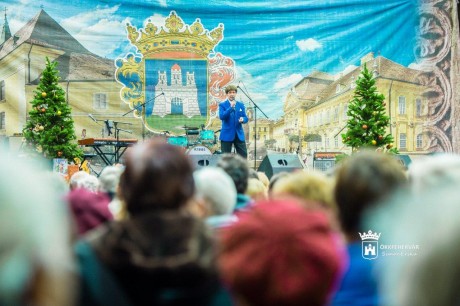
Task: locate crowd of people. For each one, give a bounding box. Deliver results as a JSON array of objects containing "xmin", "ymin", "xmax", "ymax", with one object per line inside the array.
[{"xmin": 1, "ymin": 138, "xmax": 458, "ymax": 306}]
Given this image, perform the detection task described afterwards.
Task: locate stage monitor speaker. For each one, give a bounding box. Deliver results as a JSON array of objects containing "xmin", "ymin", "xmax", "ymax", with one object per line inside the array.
[
  {"xmin": 188, "ymin": 154, "xmax": 220, "ymax": 170},
  {"xmin": 393, "ymin": 154, "xmax": 412, "ymax": 170},
  {"xmin": 257, "ymin": 153, "xmax": 305, "ymax": 179}
]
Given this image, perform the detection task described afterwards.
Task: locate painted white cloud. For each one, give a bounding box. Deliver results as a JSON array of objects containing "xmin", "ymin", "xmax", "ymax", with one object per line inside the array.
[
  {"xmin": 273, "ymin": 73, "xmax": 302, "ymax": 91},
  {"xmin": 75, "ymin": 18, "xmax": 131, "ymax": 57},
  {"xmin": 296, "ymin": 38, "xmax": 322, "ymax": 52},
  {"xmin": 233, "ymin": 66, "xmax": 287, "ymax": 119},
  {"xmin": 234, "ymin": 66, "xmax": 269, "ymax": 103},
  {"xmin": 59, "ymin": 5, "xmax": 130, "ymax": 57},
  {"xmin": 9, "ymin": 18, "xmax": 24, "ymax": 34},
  {"xmin": 143, "ymin": 13, "xmax": 167, "ymax": 29},
  {"xmin": 158, "ymin": 0, "xmax": 167, "ymax": 7},
  {"xmin": 408, "ymin": 62, "xmax": 427, "ymax": 71}
]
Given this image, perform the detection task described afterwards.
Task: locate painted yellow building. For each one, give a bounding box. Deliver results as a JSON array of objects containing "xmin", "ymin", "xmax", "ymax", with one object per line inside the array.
[
  {"xmin": 280, "ymin": 52, "xmax": 429, "ymax": 157},
  {"xmin": 271, "ymin": 117, "xmax": 286, "ymax": 152},
  {"xmin": 0, "ymin": 10, "xmax": 143, "ymax": 151},
  {"xmin": 247, "ymin": 117, "xmax": 273, "ymax": 160}
]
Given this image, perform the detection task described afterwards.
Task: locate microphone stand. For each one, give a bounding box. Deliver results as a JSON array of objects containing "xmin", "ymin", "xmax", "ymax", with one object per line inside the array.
[
  {"xmin": 112, "ymin": 120, "xmax": 133, "ymax": 163},
  {"xmin": 237, "ymin": 85, "xmax": 269, "ymax": 169},
  {"xmin": 122, "ymin": 92, "xmax": 165, "ymax": 142}
]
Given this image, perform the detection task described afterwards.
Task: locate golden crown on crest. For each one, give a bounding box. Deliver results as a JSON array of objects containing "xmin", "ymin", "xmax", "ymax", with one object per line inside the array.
[
  {"xmin": 359, "ymin": 230, "xmax": 381, "ymax": 241},
  {"xmin": 125, "ymin": 11, "xmax": 224, "ymax": 58}
]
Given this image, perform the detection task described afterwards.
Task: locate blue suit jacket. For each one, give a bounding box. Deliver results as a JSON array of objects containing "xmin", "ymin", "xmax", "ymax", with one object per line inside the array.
[{"xmin": 219, "ymin": 99, "xmax": 248, "ymax": 142}]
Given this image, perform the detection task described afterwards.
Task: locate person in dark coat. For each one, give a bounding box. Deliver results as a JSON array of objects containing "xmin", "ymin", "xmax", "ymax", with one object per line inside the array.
[{"xmin": 75, "ymin": 139, "xmax": 232, "ymax": 306}]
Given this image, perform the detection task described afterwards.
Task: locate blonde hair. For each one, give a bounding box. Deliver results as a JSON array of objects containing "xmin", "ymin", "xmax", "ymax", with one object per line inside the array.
[
  {"xmin": 257, "ymin": 171, "xmax": 270, "ymax": 188},
  {"xmin": 272, "ymin": 171, "xmax": 336, "ymax": 210},
  {"xmin": 246, "ymin": 178, "xmax": 268, "ymax": 201}
]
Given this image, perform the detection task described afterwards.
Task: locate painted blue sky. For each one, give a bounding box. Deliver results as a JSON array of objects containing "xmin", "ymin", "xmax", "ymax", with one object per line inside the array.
[{"xmin": 1, "ymin": 0, "xmax": 420, "ymax": 119}]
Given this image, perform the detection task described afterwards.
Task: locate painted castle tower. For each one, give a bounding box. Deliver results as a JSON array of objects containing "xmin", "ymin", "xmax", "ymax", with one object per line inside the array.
[{"xmin": 153, "ymin": 63, "xmax": 201, "ymax": 117}]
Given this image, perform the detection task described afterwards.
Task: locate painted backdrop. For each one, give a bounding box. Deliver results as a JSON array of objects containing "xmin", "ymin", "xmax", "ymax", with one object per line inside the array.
[{"xmin": 0, "ymin": 0, "xmax": 458, "ymax": 153}]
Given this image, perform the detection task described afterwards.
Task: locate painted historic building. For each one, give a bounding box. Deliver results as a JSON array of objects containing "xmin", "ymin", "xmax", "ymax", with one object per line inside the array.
[
  {"xmin": 0, "ymin": 9, "xmax": 142, "ymax": 151},
  {"xmin": 273, "ymin": 52, "xmax": 429, "ymax": 156},
  {"xmin": 153, "ymin": 63, "xmax": 201, "ymax": 117}
]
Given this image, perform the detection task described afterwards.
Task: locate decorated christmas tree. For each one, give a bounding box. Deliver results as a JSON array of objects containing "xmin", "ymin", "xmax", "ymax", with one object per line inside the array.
[
  {"xmin": 342, "ymin": 64, "xmax": 397, "ymax": 153},
  {"xmin": 23, "ymin": 57, "xmax": 82, "ymax": 161}
]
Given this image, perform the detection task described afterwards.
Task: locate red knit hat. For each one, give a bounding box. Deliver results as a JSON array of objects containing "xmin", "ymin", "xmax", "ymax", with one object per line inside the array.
[
  {"xmin": 218, "ymin": 199, "xmax": 342, "ymax": 306},
  {"xmin": 65, "ymin": 188, "xmax": 112, "ymax": 236}
]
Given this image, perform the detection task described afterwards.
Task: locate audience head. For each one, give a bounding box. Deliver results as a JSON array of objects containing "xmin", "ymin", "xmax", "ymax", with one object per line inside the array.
[
  {"xmin": 216, "ymin": 153, "xmax": 249, "ymax": 194},
  {"xmin": 364, "ymin": 155, "xmax": 460, "ymax": 306},
  {"xmin": 69, "ymin": 170, "xmax": 90, "ymax": 190},
  {"xmin": 257, "ymin": 171, "xmax": 270, "ymax": 188},
  {"xmin": 268, "ymin": 171, "xmax": 289, "ymax": 196},
  {"xmin": 271, "ymin": 170, "xmax": 335, "ymax": 210},
  {"xmin": 44, "ymin": 171, "xmax": 70, "ymax": 196},
  {"xmin": 119, "ymin": 139, "xmax": 195, "ymax": 215},
  {"xmin": 248, "ymin": 168, "xmax": 259, "ymax": 179},
  {"xmin": 98, "ymin": 165, "xmax": 124, "ymax": 199},
  {"xmin": 78, "ymin": 174, "xmax": 100, "ymax": 193},
  {"xmin": 193, "ymin": 167, "xmax": 237, "ymax": 216},
  {"xmin": 408, "ymin": 153, "xmax": 460, "ymax": 194},
  {"xmin": 219, "ymin": 199, "xmax": 342, "ymax": 306},
  {"xmin": 246, "ymin": 178, "xmax": 268, "ymax": 201},
  {"xmin": 334, "ymin": 150, "xmax": 407, "ymax": 237},
  {"xmin": 65, "ymin": 188, "xmax": 112, "ymax": 236},
  {"xmin": 0, "ymin": 154, "xmax": 75, "ymax": 306}
]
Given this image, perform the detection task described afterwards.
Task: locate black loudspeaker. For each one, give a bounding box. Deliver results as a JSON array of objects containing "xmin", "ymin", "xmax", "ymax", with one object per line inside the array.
[
  {"xmin": 257, "ymin": 153, "xmax": 305, "ymax": 179},
  {"xmin": 188, "ymin": 154, "xmax": 220, "ymax": 169}
]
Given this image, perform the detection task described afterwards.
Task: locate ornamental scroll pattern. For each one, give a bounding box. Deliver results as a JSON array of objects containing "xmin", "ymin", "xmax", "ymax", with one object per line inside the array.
[{"xmin": 415, "ymin": 0, "xmax": 458, "ymax": 153}]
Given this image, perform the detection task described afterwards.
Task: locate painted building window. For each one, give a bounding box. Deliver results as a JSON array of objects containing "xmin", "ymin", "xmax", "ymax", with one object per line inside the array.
[
  {"xmin": 343, "ymin": 104, "xmax": 348, "ymax": 119},
  {"xmin": 416, "ymin": 133, "xmax": 423, "ymax": 149},
  {"xmin": 399, "ymin": 133, "xmax": 407, "ymax": 149},
  {"xmin": 0, "ymin": 112, "xmax": 5, "ymax": 129},
  {"xmin": 334, "ymin": 106, "xmax": 339, "ymax": 121},
  {"xmin": 0, "ymin": 80, "xmax": 5, "ymax": 101},
  {"xmin": 398, "ymin": 96, "xmax": 406, "ymax": 115},
  {"xmin": 334, "ymin": 135, "xmax": 338, "ymax": 148},
  {"xmin": 416, "ymin": 98, "xmax": 422, "ymax": 117},
  {"xmin": 93, "ymin": 93, "xmax": 108, "ymax": 109},
  {"xmin": 325, "ymin": 135, "xmax": 329, "ymax": 148}
]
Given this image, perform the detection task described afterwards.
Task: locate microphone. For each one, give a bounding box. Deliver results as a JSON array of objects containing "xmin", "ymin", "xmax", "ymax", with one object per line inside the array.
[{"xmin": 88, "ymin": 114, "xmax": 97, "ymax": 122}]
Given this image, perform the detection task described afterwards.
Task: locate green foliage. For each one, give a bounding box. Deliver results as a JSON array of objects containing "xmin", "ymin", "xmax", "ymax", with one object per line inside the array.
[
  {"xmin": 335, "ymin": 153, "xmax": 349, "ymax": 164},
  {"xmin": 341, "ymin": 64, "xmax": 397, "ymax": 153},
  {"xmin": 23, "ymin": 57, "xmax": 82, "ymax": 161},
  {"xmin": 264, "ymin": 139, "xmax": 277, "ymax": 147},
  {"xmin": 288, "ymin": 134, "xmax": 300, "ymax": 143},
  {"xmin": 303, "ymin": 133, "xmax": 322, "ymax": 142}
]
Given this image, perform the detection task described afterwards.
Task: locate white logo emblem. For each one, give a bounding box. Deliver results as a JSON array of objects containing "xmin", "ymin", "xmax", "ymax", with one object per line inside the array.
[{"xmin": 359, "ymin": 230, "xmax": 381, "ymax": 260}]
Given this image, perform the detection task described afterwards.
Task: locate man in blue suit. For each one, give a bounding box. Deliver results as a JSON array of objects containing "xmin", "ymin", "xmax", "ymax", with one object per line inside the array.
[{"xmin": 219, "ymin": 85, "xmax": 248, "ymax": 158}]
